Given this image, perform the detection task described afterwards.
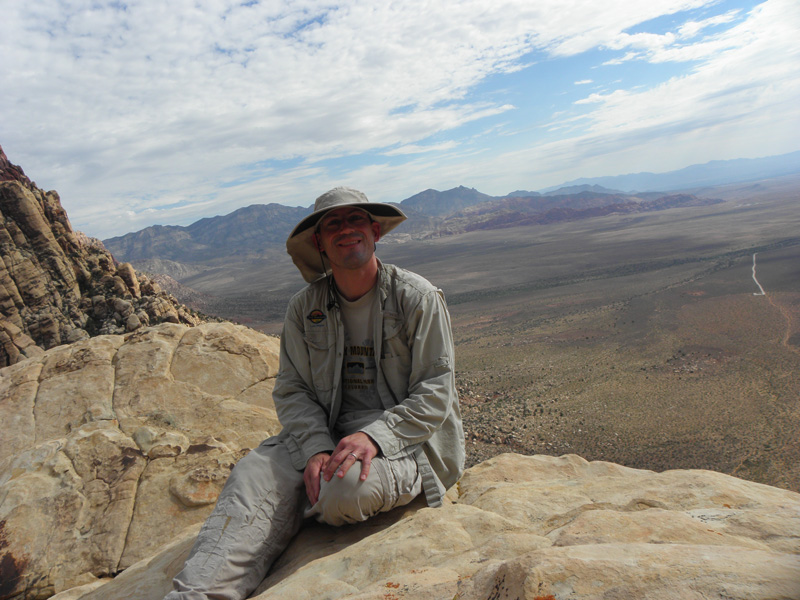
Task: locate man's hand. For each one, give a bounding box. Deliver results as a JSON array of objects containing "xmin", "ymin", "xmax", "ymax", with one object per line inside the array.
[
  {"xmin": 323, "ymin": 432, "xmax": 380, "ymax": 484},
  {"xmin": 304, "ymin": 452, "xmax": 330, "ymax": 505}
]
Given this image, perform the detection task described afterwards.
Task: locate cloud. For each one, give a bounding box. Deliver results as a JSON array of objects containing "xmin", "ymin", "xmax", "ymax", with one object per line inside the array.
[
  {"xmin": 0, "ymin": 0, "xmax": 796, "ymax": 238},
  {"xmin": 677, "ymin": 10, "xmax": 741, "ymax": 39},
  {"xmin": 468, "ymin": 0, "xmax": 800, "ymax": 188},
  {"xmin": 383, "ymin": 142, "xmax": 460, "ymax": 156},
  {"xmin": 598, "ymin": 8, "xmax": 745, "ymax": 65}
]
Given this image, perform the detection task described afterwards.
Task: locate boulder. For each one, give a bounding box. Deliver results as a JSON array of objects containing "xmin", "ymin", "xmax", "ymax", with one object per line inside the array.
[
  {"xmin": 0, "ymin": 322, "xmax": 281, "ymax": 599},
  {"xmin": 49, "ymin": 455, "xmax": 800, "ymax": 600}
]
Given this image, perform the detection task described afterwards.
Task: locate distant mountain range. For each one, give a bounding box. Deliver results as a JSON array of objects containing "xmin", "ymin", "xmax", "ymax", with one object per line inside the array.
[
  {"xmin": 104, "ymin": 151, "xmax": 799, "ymax": 269},
  {"xmin": 542, "ymin": 150, "xmax": 800, "ymax": 193},
  {"xmin": 105, "ymin": 188, "xmax": 721, "ymax": 269},
  {"xmin": 105, "ymin": 203, "xmax": 309, "ymax": 263}
]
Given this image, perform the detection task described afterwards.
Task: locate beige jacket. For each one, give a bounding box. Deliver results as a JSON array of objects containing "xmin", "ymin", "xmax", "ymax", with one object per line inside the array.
[{"xmin": 271, "ymin": 262, "xmax": 465, "ymax": 506}]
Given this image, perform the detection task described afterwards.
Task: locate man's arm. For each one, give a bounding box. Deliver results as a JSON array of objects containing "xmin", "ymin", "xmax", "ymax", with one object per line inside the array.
[
  {"xmin": 272, "ymin": 301, "xmax": 336, "ymax": 473},
  {"xmin": 360, "ymin": 289, "xmax": 457, "ymax": 456}
]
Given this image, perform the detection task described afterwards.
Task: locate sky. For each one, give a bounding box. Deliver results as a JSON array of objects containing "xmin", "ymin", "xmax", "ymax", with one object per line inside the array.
[{"xmin": 2, "ymin": 0, "xmax": 799, "ymax": 239}]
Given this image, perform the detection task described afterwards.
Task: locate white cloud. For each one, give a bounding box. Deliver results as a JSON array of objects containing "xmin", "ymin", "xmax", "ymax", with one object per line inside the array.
[
  {"xmin": 0, "ymin": 0, "xmax": 796, "ymax": 238},
  {"xmin": 462, "ymin": 0, "xmax": 800, "ymax": 189},
  {"xmin": 678, "ymin": 10, "xmax": 741, "ymax": 39},
  {"xmin": 599, "ymin": 8, "xmax": 745, "ymax": 65},
  {"xmin": 608, "ymin": 31, "xmax": 677, "ymax": 54},
  {"xmin": 383, "ymin": 142, "xmax": 460, "ymax": 156}
]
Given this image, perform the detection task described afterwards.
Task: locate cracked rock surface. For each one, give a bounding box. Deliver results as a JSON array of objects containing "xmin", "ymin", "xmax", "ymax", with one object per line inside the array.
[
  {"xmin": 0, "ymin": 322, "xmax": 281, "ymax": 599},
  {"xmin": 54, "ymin": 454, "xmax": 800, "ymax": 600}
]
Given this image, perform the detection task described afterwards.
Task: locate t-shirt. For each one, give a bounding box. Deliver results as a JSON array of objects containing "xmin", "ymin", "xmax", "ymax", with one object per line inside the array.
[{"xmin": 334, "ymin": 284, "xmax": 384, "ymax": 436}]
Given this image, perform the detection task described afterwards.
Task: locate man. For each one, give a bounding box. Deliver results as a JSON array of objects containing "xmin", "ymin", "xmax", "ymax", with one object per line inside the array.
[{"xmin": 166, "ymin": 187, "xmax": 464, "ymax": 600}]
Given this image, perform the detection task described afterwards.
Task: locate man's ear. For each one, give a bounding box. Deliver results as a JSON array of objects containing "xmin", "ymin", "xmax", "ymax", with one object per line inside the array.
[
  {"xmin": 371, "ymin": 220, "xmax": 381, "ymax": 242},
  {"xmin": 312, "ymin": 232, "xmax": 322, "ymax": 252}
]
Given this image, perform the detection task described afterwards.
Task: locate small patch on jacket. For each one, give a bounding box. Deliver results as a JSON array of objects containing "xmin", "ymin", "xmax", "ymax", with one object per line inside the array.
[{"xmin": 307, "ymin": 309, "xmax": 326, "ymax": 324}]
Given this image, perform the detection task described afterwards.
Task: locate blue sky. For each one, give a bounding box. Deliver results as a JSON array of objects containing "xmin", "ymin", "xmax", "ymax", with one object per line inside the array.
[{"xmin": 2, "ymin": 0, "xmax": 798, "ymax": 239}]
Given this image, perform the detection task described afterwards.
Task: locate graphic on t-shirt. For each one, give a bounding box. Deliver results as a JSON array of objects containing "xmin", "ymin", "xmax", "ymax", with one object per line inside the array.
[
  {"xmin": 337, "ymin": 283, "xmax": 380, "ymax": 420},
  {"xmin": 342, "ymin": 344, "xmax": 376, "ymax": 394},
  {"xmin": 346, "ymin": 360, "xmax": 365, "ymax": 375}
]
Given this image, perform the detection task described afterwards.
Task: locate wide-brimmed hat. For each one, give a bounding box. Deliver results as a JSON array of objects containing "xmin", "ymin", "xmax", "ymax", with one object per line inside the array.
[{"xmin": 287, "ymin": 187, "xmax": 407, "ymax": 282}]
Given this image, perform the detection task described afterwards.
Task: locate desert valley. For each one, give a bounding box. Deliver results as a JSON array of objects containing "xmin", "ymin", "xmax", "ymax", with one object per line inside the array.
[{"xmin": 107, "ymin": 170, "xmax": 800, "ymax": 494}]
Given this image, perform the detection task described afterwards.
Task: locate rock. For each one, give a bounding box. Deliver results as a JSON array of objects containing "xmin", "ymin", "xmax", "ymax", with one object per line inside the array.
[
  {"xmin": 49, "ymin": 525, "xmax": 200, "ymax": 600},
  {"xmin": 0, "ymin": 319, "xmax": 45, "ymax": 365},
  {"xmin": 42, "ymin": 454, "xmax": 800, "ymax": 600},
  {"xmin": 133, "ymin": 427, "xmax": 189, "ymax": 458},
  {"xmin": 0, "ymin": 146, "xmax": 210, "ymax": 367},
  {"xmin": 112, "ymin": 298, "xmax": 133, "ymax": 318},
  {"xmin": 115, "ymin": 263, "xmax": 140, "ymax": 298},
  {"xmin": 125, "ymin": 312, "xmax": 141, "ymax": 332},
  {"xmin": 64, "ymin": 327, "xmax": 90, "ymax": 344},
  {"xmin": 0, "ymin": 322, "xmax": 281, "ymax": 599}
]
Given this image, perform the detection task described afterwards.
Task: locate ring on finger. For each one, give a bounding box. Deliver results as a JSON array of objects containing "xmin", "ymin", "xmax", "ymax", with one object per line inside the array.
[{"xmin": 348, "ymin": 452, "xmax": 359, "ymax": 460}]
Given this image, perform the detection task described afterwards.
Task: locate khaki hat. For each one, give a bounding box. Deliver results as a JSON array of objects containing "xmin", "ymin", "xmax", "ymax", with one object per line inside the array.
[{"xmin": 287, "ymin": 187, "xmax": 407, "ymax": 282}]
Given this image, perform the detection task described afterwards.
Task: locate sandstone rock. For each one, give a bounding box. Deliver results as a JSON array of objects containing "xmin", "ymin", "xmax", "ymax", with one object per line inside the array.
[
  {"xmin": 49, "ymin": 453, "xmax": 800, "ymax": 600},
  {"xmin": 49, "ymin": 525, "xmax": 200, "ymax": 600},
  {"xmin": 125, "ymin": 312, "xmax": 141, "ymax": 332},
  {"xmin": 0, "ymin": 146, "xmax": 210, "ymax": 367},
  {"xmin": 0, "ymin": 319, "xmax": 45, "ymax": 365},
  {"xmin": 0, "ymin": 322, "xmax": 281, "ymax": 599},
  {"xmin": 115, "ymin": 263, "xmax": 140, "ymax": 298}
]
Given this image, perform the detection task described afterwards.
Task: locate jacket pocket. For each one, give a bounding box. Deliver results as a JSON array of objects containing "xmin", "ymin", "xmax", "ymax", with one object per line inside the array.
[{"xmin": 304, "ymin": 330, "xmax": 335, "ymax": 393}]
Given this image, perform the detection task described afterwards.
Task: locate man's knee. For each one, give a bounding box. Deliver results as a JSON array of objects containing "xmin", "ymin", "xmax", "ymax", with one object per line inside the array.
[{"xmin": 313, "ymin": 466, "xmax": 385, "ymax": 526}]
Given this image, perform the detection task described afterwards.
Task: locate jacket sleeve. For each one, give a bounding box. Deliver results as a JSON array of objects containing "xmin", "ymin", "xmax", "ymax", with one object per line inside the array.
[
  {"xmin": 360, "ymin": 289, "xmax": 457, "ymax": 457},
  {"xmin": 271, "ymin": 299, "xmax": 336, "ymax": 471}
]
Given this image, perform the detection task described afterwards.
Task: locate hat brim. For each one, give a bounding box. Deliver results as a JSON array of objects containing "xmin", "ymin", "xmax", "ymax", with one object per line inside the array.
[{"xmin": 286, "ymin": 202, "xmax": 407, "ymax": 283}]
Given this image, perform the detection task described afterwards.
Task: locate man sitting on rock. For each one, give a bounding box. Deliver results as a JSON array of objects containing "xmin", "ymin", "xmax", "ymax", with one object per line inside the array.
[{"xmin": 166, "ymin": 187, "xmax": 465, "ymax": 600}]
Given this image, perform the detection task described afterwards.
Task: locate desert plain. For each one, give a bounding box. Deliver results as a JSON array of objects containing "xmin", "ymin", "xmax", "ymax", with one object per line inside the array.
[{"xmin": 163, "ymin": 175, "xmax": 800, "ymax": 493}]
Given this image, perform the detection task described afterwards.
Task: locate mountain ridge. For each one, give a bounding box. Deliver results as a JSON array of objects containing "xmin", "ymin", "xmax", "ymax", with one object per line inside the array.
[
  {"xmin": 103, "ymin": 150, "xmax": 800, "ymax": 264},
  {"xmin": 104, "ymin": 188, "xmax": 721, "ymax": 264},
  {"xmin": 548, "ymin": 150, "xmax": 800, "ymax": 193}
]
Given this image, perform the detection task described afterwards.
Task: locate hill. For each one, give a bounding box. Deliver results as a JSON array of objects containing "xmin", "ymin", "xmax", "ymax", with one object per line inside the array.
[
  {"xmin": 399, "ymin": 185, "xmax": 495, "ymax": 216},
  {"xmin": 98, "ymin": 186, "xmax": 721, "ymax": 332},
  {"xmin": 104, "ymin": 203, "xmax": 311, "ymax": 263}
]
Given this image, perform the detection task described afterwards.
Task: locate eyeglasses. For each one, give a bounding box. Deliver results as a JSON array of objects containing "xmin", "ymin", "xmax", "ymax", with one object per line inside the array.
[{"xmin": 318, "ymin": 212, "xmax": 372, "ymax": 234}]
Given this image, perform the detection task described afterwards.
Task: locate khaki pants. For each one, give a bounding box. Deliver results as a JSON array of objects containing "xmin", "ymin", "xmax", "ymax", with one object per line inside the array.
[{"xmin": 165, "ymin": 440, "xmax": 421, "ymax": 600}]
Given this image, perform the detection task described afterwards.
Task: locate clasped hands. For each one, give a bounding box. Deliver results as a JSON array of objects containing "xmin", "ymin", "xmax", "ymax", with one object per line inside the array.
[{"xmin": 303, "ymin": 431, "xmax": 379, "ymax": 505}]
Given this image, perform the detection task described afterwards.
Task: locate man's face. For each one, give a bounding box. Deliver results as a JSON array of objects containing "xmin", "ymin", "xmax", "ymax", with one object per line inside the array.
[{"xmin": 313, "ymin": 207, "xmax": 381, "ymax": 272}]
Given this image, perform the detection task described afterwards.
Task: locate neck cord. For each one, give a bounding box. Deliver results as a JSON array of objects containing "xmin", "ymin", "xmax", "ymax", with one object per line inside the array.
[{"xmin": 317, "ymin": 241, "xmax": 338, "ymax": 311}]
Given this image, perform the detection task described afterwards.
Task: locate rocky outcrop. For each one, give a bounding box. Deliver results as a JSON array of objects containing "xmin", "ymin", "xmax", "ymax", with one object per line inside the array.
[
  {"xmin": 0, "ymin": 322, "xmax": 281, "ymax": 599},
  {"xmin": 0, "ymin": 146, "xmax": 205, "ymax": 367},
  {"xmin": 51, "ymin": 454, "xmax": 800, "ymax": 600}
]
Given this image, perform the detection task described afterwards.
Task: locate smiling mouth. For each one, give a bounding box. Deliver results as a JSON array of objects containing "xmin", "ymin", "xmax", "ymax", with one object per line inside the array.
[{"xmin": 336, "ymin": 237, "xmax": 362, "ymax": 247}]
